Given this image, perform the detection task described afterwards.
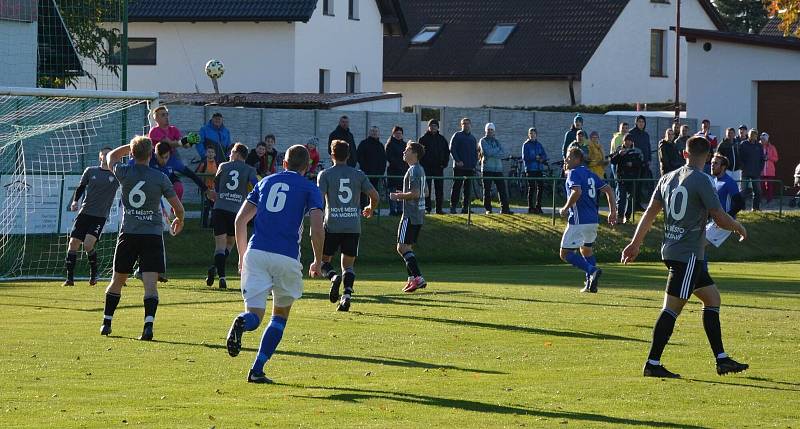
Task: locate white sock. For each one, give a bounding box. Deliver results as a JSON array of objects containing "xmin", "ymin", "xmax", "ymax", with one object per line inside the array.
[{"xmin": 647, "ymin": 359, "xmax": 661, "ymax": 366}]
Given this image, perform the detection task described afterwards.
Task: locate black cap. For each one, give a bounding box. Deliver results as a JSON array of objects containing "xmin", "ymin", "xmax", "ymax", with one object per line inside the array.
[
  {"xmin": 428, "ymin": 119, "xmax": 440, "ymax": 127},
  {"xmin": 738, "ymin": 124, "xmax": 748, "ymax": 130}
]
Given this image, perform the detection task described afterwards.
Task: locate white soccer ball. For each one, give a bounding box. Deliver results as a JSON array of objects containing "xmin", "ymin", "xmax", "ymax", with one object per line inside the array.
[{"xmin": 205, "ymin": 59, "xmax": 224, "ymax": 79}]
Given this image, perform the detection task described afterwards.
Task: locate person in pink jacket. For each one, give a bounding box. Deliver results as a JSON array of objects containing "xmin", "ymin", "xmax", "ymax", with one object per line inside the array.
[{"xmin": 760, "ymin": 133, "xmax": 779, "ymax": 204}]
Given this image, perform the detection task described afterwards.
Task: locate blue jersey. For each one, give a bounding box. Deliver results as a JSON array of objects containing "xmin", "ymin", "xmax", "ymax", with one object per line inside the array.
[
  {"xmin": 714, "ymin": 173, "xmax": 740, "ymax": 218},
  {"xmin": 565, "ymin": 165, "xmax": 606, "ymax": 225},
  {"xmin": 128, "ymin": 153, "xmax": 185, "ymax": 181},
  {"xmin": 246, "ymin": 171, "xmax": 324, "ymax": 260}
]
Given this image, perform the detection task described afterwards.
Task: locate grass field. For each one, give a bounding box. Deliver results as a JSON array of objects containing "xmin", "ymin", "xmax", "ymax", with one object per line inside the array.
[{"xmin": 1, "ymin": 261, "xmax": 798, "ymax": 428}]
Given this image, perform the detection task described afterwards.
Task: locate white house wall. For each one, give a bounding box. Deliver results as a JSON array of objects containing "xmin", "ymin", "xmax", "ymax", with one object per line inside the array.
[
  {"xmin": 124, "ymin": 22, "xmax": 296, "ymax": 93},
  {"xmin": 581, "ymin": 0, "xmax": 716, "ymax": 105},
  {"xmin": 0, "ymin": 19, "xmax": 37, "ymax": 87},
  {"xmin": 293, "ymin": 0, "xmax": 384, "ymax": 93},
  {"xmin": 383, "ymin": 80, "xmax": 577, "ymax": 108},
  {"xmin": 686, "ymin": 39, "xmax": 800, "ymax": 129}
]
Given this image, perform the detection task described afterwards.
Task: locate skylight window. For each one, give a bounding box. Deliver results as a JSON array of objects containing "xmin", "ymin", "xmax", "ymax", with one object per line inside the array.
[
  {"xmin": 411, "ymin": 25, "xmax": 442, "ymax": 44},
  {"xmin": 485, "ymin": 24, "xmax": 516, "ymax": 45}
]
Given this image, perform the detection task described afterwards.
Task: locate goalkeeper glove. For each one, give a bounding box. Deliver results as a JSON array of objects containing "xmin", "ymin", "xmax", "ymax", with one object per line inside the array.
[{"xmin": 181, "ymin": 132, "xmax": 200, "ymax": 146}]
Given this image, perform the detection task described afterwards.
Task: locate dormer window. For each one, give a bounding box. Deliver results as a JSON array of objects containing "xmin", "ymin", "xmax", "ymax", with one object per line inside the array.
[
  {"xmin": 485, "ymin": 24, "xmax": 516, "ymax": 45},
  {"xmin": 411, "ymin": 25, "xmax": 442, "ymax": 44}
]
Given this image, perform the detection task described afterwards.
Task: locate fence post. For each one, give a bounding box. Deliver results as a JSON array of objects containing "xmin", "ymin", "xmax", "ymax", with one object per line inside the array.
[{"xmin": 551, "ymin": 177, "xmax": 557, "ymax": 226}]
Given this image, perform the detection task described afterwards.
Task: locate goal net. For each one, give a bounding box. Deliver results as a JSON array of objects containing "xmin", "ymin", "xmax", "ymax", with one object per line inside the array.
[{"xmin": 0, "ymin": 87, "xmax": 158, "ymax": 280}]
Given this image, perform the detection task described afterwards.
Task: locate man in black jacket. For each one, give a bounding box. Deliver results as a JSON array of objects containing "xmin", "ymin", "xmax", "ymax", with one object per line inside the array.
[
  {"xmin": 419, "ymin": 119, "xmax": 450, "ymax": 214},
  {"xmin": 385, "ymin": 126, "xmax": 408, "ymax": 216},
  {"xmin": 328, "ymin": 115, "xmax": 357, "ymax": 167},
  {"xmin": 716, "ymin": 128, "xmax": 742, "ymax": 182},
  {"xmin": 628, "ymin": 115, "xmax": 652, "ymax": 210},
  {"xmin": 610, "ymin": 134, "xmax": 644, "ymax": 223},
  {"xmin": 357, "ymin": 126, "xmax": 388, "ymax": 209}
]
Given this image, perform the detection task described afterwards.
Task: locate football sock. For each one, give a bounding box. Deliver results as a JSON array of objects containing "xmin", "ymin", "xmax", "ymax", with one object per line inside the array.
[
  {"xmin": 103, "ymin": 292, "xmax": 121, "ymax": 323},
  {"xmin": 402, "ymin": 251, "xmax": 421, "ymax": 277},
  {"xmin": 87, "ymin": 249, "xmax": 97, "ymax": 265},
  {"xmin": 143, "ymin": 295, "xmax": 159, "ymax": 324},
  {"xmin": 65, "ymin": 251, "xmax": 77, "ymax": 281},
  {"xmin": 565, "ymin": 251, "xmax": 594, "ymax": 275},
  {"xmin": 251, "ymin": 315, "xmax": 287, "ymax": 375},
  {"xmin": 647, "ymin": 308, "xmax": 678, "ymax": 362},
  {"xmin": 321, "ymin": 262, "xmax": 337, "ymax": 280},
  {"xmin": 343, "ymin": 268, "xmax": 355, "ymax": 296},
  {"xmin": 239, "ymin": 312, "xmax": 261, "ymax": 331},
  {"xmin": 583, "ymin": 255, "xmax": 597, "ymax": 279},
  {"xmin": 702, "ymin": 306, "xmax": 727, "ymax": 359},
  {"xmin": 214, "ymin": 251, "xmax": 226, "ymax": 279}
]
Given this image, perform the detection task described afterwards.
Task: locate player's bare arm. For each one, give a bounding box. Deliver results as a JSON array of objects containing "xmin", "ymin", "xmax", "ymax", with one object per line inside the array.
[
  {"xmin": 559, "ymin": 186, "xmax": 581, "ymax": 217},
  {"xmin": 708, "ymin": 207, "xmax": 747, "ymax": 241},
  {"xmin": 106, "ymin": 145, "xmax": 131, "ymax": 166},
  {"xmin": 390, "ymin": 189, "xmax": 420, "ymax": 201},
  {"xmin": 601, "ymin": 184, "xmax": 618, "ymax": 225},
  {"xmin": 167, "ymin": 195, "xmax": 185, "ymax": 236},
  {"xmin": 308, "ymin": 208, "xmax": 325, "ymax": 277},
  {"xmin": 621, "ymin": 199, "xmax": 663, "ymax": 264},
  {"xmin": 235, "ymin": 202, "xmax": 257, "ymax": 273},
  {"xmin": 363, "ymin": 188, "xmax": 380, "ymax": 218}
]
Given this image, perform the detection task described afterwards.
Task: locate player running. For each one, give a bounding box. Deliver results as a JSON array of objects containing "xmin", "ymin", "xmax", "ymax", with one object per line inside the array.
[
  {"xmin": 390, "ymin": 141, "xmax": 427, "ymax": 293},
  {"xmin": 64, "ymin": 147, "xmax": 119, "ymax": 287},
  {"xmin": 622, "ymin": 136, "xmax": 749, "ymax": 378},
  {"xmin": 205, "ymin": 143, "xmax": 258, "ymax": 289},
  {"xmin": 558, "ymin": 147, "xmax": 617, "ymax": 293},
  {"xmin": 317, "ymin": 140, "xmax": 379, "ymax": 311},
  {"xmin": 101, "ymin": 136, "xmax": 185, "ymax": 341},
  {"xmin": 225, "ymin": 145, "xmax": 325, "ymax": 384}
]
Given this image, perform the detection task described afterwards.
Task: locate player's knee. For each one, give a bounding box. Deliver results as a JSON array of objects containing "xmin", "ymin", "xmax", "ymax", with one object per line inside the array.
[{"xmin": 559, "ymin": 249, "xmax": 572, "ymax": 262}]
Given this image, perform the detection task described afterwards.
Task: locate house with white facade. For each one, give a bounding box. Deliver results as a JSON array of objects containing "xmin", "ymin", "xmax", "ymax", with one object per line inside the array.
[
  {"xmin": 383, "ymin": 0, "xmax": 725, "ymax": 108},
  {"xmin": 121, "ymin": 0, "xmax": 405, "ymax": 96}
]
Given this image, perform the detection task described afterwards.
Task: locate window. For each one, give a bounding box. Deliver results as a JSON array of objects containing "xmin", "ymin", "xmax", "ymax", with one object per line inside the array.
[
  {"xmin": 410, "ymin": 25, "xmax": 442, "ymax": 44},
  {"xmin": 111, "ymin": 38, "xmax": 157, "ymax": 65},
  {"xmin": 346, "ymin": 72, "xmax": 360, "ymax": 93},
  {"xmin": 348, "ymin": 0, "xmax": 359, "ymax": 20},
  {"xmin": 319, "ymin": 69, "xmax": 330, "ymax": 93},
  {"xmin": 484, "ymin": 24, "xmax": 516, "ymax": 45},
  {"xmin": 650, "ymin": 0, "xmax": 670, "ymax": 3},
  {"xmin": 323, "ymin": 0, "xmax": 334, "ymax": 16},
  {"xmin": 650, "ymin": 29, "xmax": 666, "ymax": 77}
]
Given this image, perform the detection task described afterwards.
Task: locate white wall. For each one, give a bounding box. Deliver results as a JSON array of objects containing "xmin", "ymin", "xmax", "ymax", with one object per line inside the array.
[
  {"xmin": 0, "ymin": 19, "xmax": 37, "ymax": 87},
  {"xmin": 124, "ymin": 22, "xmax": 296, "ymax": 93},
  {"xmin": 686, "ymin": 39, "xmax": 800, "ymax": 129},
  {"xmin": 581, "ymin": 0, "xmax": 717, "ymax": 105},
  {"xmin": 383, "ymin": 80, "xmax": 576, "ymax": 108},
  {"xmin": 293, "ymin": 0, "xmax": 384, "ymax": 93}
]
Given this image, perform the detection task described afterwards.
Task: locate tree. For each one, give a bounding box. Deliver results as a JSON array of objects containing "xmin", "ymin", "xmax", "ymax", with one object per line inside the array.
[
  {"xmin": 715, "ymin": 0, "xmax": 770, "ymax": 34},
  {"xmin": 769, "ymin": 0, "xmax": 800, "ymax": 36}
]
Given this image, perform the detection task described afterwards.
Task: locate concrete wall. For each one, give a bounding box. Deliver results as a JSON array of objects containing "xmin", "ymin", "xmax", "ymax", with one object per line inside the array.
[
  {"xmin": 384, "ymin": 80, "xmax": 576, "ymax": 109},
  {"xmin": 581, "ymin": 0, "xmax": 717, "ymax": 105},
  {"xmin": 0, "ymin": 19, "xmax": 37, "ymax": 87}
]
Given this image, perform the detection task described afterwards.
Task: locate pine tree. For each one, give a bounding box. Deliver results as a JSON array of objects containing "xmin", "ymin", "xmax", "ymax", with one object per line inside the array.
[{"xmin": 715, "ymin": 0, "xmax": 770, "ymax": 33}]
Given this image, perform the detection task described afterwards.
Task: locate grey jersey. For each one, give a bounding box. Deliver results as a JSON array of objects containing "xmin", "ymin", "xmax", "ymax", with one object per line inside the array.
[
  {"xmin": 77, "ymin": 166, "xmax": 119, "ymax": 218},
  {"xmin": 652, "ymin": 165, "xmax": 722, "ymax": 262},
  {"xmin": 214, "ymin": 160, "xmax": 258, "ymax": 214},
  {"xmin": 402, "ymin": 163, "xmax": 426, "ymax": 225},
  {"xmin": 317, "ymin": 164, "xmax": 375, "ymax": 233},
  {"xmin": 113, "ymin": 163, "xmax": 176, "ymax": 235}
]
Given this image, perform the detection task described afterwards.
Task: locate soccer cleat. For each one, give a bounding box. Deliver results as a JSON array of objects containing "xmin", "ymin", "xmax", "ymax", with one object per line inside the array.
[
  {"xmin": 643, "ymin": 362, "xmax": 680, "ymax": 378},
  {"xmin": 247, "ymin": 370, "xmax": 273, "ymax": 384},
  {"xmin": 138, "ymin": 323, "xmax": 154, "ymax": 341},
  {"xmin": 337, "ymin": 295, "xmax": 351, "ymax": 312},
  {"xmin": 62, "ymin": 280, "xmax": 74, "ymax": 287},
  {"xmin": 403, "ymin": 276, "xmax": 427, "ymax": 293},
  {"xmin": 580, "ymin": 277, "xmax": 594, "ymax": 293},
  {"xmin": 219, "ymin": 278, "xmax": 227, "ymax": 290},
  {"xmin": 206, "ymin": 266, "xmax": 216, "ymax": 286},
  {"xmin": 716, "ymin": 357, "xmax": 749, "ymax": 375},
  {"xmin": 100, "ymin": 323, "xmax": 112, "ymax": 336},
  {"xmin": 328, "ymin": 275, "xmax": 342, "ymax": 303},
  {"xmin": 588, "ymin": 268, "xmax": 602, "ymax": 293},
  {"xmin": 89, "ymin": 275, "xmax": 98, "ymax": 286},
  {"xmin": 226, "ymin": 316, "xmax": 245, "ymax": 357},
  {"xmin": 158, "ymin": 274, "xmax": 168, "ymax": 283}
]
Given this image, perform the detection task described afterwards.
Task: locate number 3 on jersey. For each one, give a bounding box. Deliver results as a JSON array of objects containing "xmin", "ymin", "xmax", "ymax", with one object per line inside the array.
[
  {"xmin": 587, "ymin": 177, "xmax": 596, "ymax": 199},
  {"xmin": 265, "ymin": 182, "xmax": 289, "ymax": 212},
  {"xmin": 226, "ymin": 170, "xmax": 239, "ymax": 191}
]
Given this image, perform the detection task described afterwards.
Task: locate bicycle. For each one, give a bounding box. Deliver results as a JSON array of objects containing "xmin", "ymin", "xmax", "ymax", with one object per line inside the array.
[{"xmin": 502, "ymin": 156, "xmax": 526, "ymax": 198}]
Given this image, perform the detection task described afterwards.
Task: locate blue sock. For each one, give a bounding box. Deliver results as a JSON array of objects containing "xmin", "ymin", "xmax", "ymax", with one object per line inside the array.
[
  {"xmin": 239, "ymin": 312, "xmax": 260, "ymax": 331},
  {"xmin": 565, "ymin": 251, "xmax": 594, "ymax": 275},
  {"xmin": 584, "ymin": 255, "xmax": 597, "ymax": 278},
  {"xmin": 251, "ymin": 316, "xmax": 287, "ymax": 375}
]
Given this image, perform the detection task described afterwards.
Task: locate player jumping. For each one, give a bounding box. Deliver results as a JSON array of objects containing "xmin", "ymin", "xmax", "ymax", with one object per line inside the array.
[{"xmin": 389, "ymin": 141, "xmax": 427, "ymax": 293}]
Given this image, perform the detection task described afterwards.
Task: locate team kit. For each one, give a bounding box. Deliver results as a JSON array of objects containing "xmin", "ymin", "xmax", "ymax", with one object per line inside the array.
[{"xmin": 66, "ymin": 132, "xmax": 748, "ymax": 383}]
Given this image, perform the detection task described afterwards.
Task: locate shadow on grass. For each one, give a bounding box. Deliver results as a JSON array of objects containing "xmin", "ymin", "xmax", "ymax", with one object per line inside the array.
[
  {"xmin": 0, "ymin": 297, "xmax": 243, "ymax": 313},
  {"xmin": 685, "ymin": 377, "xmax": 800, "ymax": 393},
  {"xmin": 291, "ymin": 385, "xmax": 709, "ymax": 428},
  {"xmin": 303, "ymin": 291, "xmax": 486, "ymax": 311}
]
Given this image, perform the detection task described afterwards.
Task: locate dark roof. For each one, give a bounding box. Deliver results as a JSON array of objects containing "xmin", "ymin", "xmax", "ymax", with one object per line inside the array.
[
  {"xmin": 760, "ymin": 16, "xmax": 799, "ymax": 37},
  {"xmin": 681, "ymin": 27, "xmax": 800, "ymax": 52},
  {"xmin": 384, "ymin": 0, "xmax": 727, "ymax": 81},
  {"xmin": 128, "ymin": 0, "xmax": 319, "ymax": 22},
  {"xmin": 159, "ymin": 92, "xmax": 402, "ymax": 109}
]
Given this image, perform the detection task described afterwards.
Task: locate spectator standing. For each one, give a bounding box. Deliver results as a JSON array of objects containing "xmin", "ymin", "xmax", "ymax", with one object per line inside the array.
[
  {"xmin": 735, "ymin": 125, "xmax": 749, "ymax": 144},
  {"xmin": 739, "ymin": 129, "xmax": 764, "ymax": 210},
  {"xmin": 587, "ymin": 131, "xmax": 607, "ymax": 178},
  {"xmin": 306, "ymin": 137, "xmax": 322, "ymax": 180},
  {"xmin": 609, "ymin": 134, "xmax": 644, "ymax": 223},
  {"xmin": 419, "ymin": 119, "xmax": 450, "ymax": 214},
  {"xmin": 610, "ymin": 122, "xmax": 629, "ymax": 154},
  {"xmin": 658, "ymin": 128, "xmax": 682, "ymax": 175},
  {"xmin": 357, "ymin": 126, "xmax": 388, "ymax": 209},
  {"xmin": 449, "ymin": 118, "xmax": 479, "ymax": 214},
  {"xmin": 195, "ymin": 144, "xmax": 219, "ymax": 228},
  {"xmin": 695, "ymin": 119, "xmax": 718, "ymax": 173},
  {"xmin": 674, "ymin": 124, "xmax": 691, "ymax": 155},
  {"xmin": 716, "ymin": 128, "xmax": 742, "ymax": 182},
  {"xmin": 628, "ymin": 115, "xmax": 652, "ymax": 210},
  {"xmin": 760, "ymin": 133, "xmax": 779, "ymax": 205},
  {"xmin": 328, "ymin": 115, "xmax": 357, "ymax": 167},
  {"xmin": 522, "ymin": 127, "xmax": 548, "ymax": 214},
  {"xmin": 562, "ymin": 114, "xmax": 584, "ymax": 158},
  {"xmin": 567, "ymin": 130, "xmax": 591, "ymax": 162},
  {"xmin": 478, "ymin": 123, "xmax": 511, "ymax": 215},
  {"xmin": 197, "ymin": 112, "xmax": 232, "ymax": 163},
  {"xmin": 386, "ymin": 126, "xmax": 408, "ymax": 216}
]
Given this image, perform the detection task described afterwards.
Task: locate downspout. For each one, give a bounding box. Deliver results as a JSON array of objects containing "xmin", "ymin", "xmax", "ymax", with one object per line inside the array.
[{"xmin": 568, "ymin": 76, "xmax": 576, "ymax": 106}]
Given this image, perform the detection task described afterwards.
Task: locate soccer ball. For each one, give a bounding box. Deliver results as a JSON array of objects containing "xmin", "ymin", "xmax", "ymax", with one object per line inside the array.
[{"xmin": 205, "ymin": 59, "xmax": 224, "ymax": 79}]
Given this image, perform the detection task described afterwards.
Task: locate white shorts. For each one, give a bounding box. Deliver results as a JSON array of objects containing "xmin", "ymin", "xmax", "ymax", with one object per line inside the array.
[
  {"xmin": 241, "ymin": 248, "xmax": 304, "ymax": 309},
  {"xmin": 705, "ymin": 221, "xmax": 732, "ymax": 248},
  {"xmin": 560, "ymin": 223, "xmax": 598, "ymax": 249}
]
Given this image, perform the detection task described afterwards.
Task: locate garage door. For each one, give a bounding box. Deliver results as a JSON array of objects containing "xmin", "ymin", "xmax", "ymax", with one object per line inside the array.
[{"xmin": 758, "ymin": 81, "xmax": 800, "ymax": 185}]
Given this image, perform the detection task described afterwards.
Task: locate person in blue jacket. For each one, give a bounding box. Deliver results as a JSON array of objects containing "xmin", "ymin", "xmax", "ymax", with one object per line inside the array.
[
  {"xmin": 197, "ymin": 112, "xmax": 232, "ymax": 163},
  {"xmin": 522, "ymin": 127, "xmax": 548, "ymax": 214}
]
